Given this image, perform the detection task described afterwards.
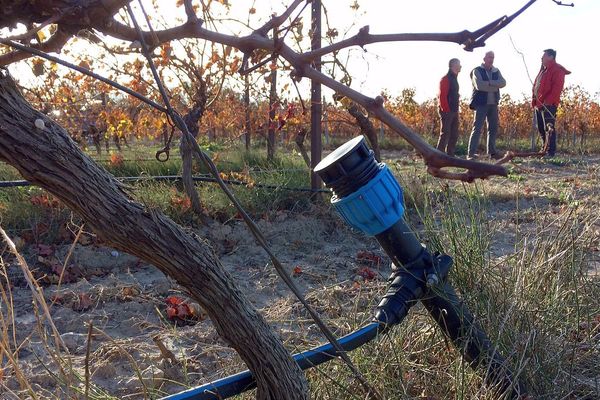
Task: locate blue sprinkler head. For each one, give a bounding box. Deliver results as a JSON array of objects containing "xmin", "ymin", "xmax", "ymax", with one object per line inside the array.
[{"xmin": 314, "ymin": 136, "xmax": 405, "ymax": 236}]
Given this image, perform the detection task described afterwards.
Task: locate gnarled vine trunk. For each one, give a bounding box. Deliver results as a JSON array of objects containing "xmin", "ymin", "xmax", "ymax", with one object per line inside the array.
[{"xmin": 0, "ymin": 73, "xmax": 308, "ymax": 400}]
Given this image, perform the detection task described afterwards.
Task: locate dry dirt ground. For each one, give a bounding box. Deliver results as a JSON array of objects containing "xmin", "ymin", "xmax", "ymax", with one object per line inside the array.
[{"xmin": 1, "ymin": 153, "xmax": 599, "ymax": 399}]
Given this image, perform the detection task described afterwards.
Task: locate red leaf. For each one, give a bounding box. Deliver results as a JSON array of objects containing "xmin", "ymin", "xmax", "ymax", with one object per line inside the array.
[
  {"xmin": 165, "ymin": 295, "xmax": 185, "ymax": 306},
  {"xmin": 357, "ymin": 267, "xmax": 376, "ymax": 281},
  {"xmin": 166, "ymin": 307, "xmax": 178, "ymax": 319},
  {"xmin": 356, "ymin": 250, "xmax": 382, "ymax": 267},
  {"xmin": 165, "ymin": 296, "xmax": 198, "ymax": 322}
]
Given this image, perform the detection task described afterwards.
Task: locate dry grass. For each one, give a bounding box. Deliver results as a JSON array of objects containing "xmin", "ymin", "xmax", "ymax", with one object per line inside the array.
[{"xmin": 0, "ymin": 153, "xmax": 598, "ymax": 399}]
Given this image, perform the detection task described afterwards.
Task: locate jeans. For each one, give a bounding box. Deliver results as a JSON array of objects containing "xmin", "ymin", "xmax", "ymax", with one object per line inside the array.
[
  {"xmin": 535, "ymin": 105, "xmax": 557, "ymax": 156},
  {"xmin": 467, "ymin": 104, "xmax": 499, "ymax": 157},
  {"xmin": 437, "ymin": 111, "xmax": 459, "ymax": 156}
]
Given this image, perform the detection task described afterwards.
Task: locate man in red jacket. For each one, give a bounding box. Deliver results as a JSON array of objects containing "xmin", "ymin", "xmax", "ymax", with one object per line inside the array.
[
  {"xmin": 532, "ymin": 49, "xmax": 571, "ymax": 157},
  {"xmin": 436, "ymin": 58, "xmax": 462, "ymax": 156}
]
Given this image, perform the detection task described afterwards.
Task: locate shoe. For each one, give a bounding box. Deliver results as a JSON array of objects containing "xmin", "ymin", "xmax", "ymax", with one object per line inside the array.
[
  {"xmin": 490, "ymin": 153, "xmax": 503, "ymax": 160},
  {"xmin": 466, "ymin": 155, "xmax": 478, "ymax": 160}
]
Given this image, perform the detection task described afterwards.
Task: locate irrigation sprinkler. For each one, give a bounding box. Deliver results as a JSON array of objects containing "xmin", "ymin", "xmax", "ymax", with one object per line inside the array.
[
  {"xmin": 315, "ymin": 136, "xmax": 527, "ymax": 397},
  {"xmin": 162, "ymin": 136, "xmax": 526, "ymax": 400}
]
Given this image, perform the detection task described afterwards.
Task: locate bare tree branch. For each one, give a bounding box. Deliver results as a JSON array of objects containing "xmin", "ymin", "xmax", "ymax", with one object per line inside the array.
[
  {"xmin": 183, "ymin": 0, "xmax": 199, "ymax": 22},
  {"xmin": 4, "ymin": 8, "xmax": 73, "ymax": 42},
  {"xmin": 0, "ymin": 27, "xmax": 72, "ymax": 65},
  {"xmin": 340, "ymin": 98, "xmax": 381, "ymax": 161},
  {"xmin": 552, "ymin": 0, "xmax": 574, "ymax": 6},
  {"xmin": 0, "ymin": 38, "xmax": 166, "ymax": 112},
  {"xmin": 0, "ymin": 0, "xmax": 129, "ymax": 30},
  {"xmin": 300, "ymin": 1, "xmax": 539, "ymax": 61},
  {"xmin": 255, "ymin": 0, "xmax": 307, "ymax": 36}
]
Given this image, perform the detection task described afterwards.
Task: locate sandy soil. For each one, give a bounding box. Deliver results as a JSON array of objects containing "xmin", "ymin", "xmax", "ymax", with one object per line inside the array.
[{"xmin": 1, "ymin": 153, "xmax": 599, "ymax": 398}]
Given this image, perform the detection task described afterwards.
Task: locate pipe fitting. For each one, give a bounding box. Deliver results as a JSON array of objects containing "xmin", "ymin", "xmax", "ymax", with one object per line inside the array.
[{"xmin": 314, "ymin": 136, "xmax": 404, "ymax": 235}]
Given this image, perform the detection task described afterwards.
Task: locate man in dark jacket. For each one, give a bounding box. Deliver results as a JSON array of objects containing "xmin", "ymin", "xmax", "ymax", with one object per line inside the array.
[
  {"xmin": 532, "ymin": 48, "xmax": 571, "ymax": 157},
  {"xmin": 436, "ymin": 58, "xmax": 461, "ymax": 156},
  {"xmin": 467, "ymin": 51, "xmax": 506, "ymax": 160}
]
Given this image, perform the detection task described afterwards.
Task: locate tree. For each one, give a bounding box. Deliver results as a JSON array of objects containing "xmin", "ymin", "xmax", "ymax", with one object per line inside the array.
[{"xmin": 0, "ymin": 0, "xmax": 572, "ymax": 398}]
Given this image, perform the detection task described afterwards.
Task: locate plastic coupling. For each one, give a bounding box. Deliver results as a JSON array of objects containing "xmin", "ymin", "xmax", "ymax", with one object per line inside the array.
[{"xmin": 331, "ymin": 165, "xmax": 404, "ymax": 236}]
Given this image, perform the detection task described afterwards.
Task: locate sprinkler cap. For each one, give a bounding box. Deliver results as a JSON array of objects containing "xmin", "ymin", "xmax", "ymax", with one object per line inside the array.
[{"xmin": 314, "ymin": 136, "xmax": 379, "ymax": 198}]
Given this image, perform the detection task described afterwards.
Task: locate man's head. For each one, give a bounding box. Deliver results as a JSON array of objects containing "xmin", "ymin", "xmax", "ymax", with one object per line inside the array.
[
  {"xmin": 483, "ymin": 51, "xmax": 495, "ymax": 69},
  {"xmin": 449, "ymin": 58, "xmax": 461, "ymax": 75},
  {"xmin": 542, "ymin": 48, "xmax": 556, "ymax": 67}
]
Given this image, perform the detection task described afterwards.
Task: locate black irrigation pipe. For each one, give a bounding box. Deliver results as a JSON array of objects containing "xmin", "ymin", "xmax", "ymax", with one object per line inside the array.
[{"xmin": 0, "ymin": 175, "xmax": 331, "ymax": 193}]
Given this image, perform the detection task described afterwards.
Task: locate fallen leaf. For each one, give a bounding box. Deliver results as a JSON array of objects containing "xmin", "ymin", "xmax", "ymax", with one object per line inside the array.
[
  {"xmin": 51, "ymin": 263, "xmax": 82, "ymax": 283},
  {"xmin": 165, "ymin": 296, "xmax": 201, "ymax": 324},
  {"xmin": 356, "ymin": 250, "xmax": 382, "ymax": 267},
  {"xmin": 73, "ymin": 293, "xmax": 93, "ymax": 312},
  {"xmin": 293, "ymin": 266, "xmax": 303, "ymax": 277},
  {"xmin": 357, "ymin": 267, "xmax": 376, "ymax": 281},
  {"xmin": 120, "ymin": 286, "xmax": 140, "ymax": 300},
  {"xmin": 50, "ymin": 294, "xmax": 65, "ymax": 304},
  {"xmin": 78, "ymin": 233, "xmax": 94, "ymax": 246}
]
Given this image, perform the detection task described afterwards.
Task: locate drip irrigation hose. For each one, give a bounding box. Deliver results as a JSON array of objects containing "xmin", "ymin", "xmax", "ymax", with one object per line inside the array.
[
  {"xmin": 161, "ymin": 252, "xmax": 454, "ymax": 400},
  {"xmin": 162, "ymin": 323, "xmax": 381, "ymax": 400},
  {"xmin": 0, "ymin": 175, "xmax": 330, "ymax": 193}
]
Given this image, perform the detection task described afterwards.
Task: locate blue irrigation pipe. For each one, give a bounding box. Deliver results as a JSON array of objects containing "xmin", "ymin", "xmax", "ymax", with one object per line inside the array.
[
  {"xmin": 0, "ymin": 175, "xmax": 330, "ymax": 193},
  {"xmin": 162, "ymin": 322, "xmax": 381, "ymax": 400}
]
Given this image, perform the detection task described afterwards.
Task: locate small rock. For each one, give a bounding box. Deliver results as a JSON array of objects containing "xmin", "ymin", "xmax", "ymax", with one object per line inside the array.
[{"xmin": 111, "ymin": 250, "xmax": 119, "ymax": 257}]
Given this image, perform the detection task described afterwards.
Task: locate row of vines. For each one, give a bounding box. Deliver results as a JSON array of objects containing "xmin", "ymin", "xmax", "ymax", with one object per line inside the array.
[{"xmin": 23, "ymin": 58, "xmax": 600, "ymax": 153}]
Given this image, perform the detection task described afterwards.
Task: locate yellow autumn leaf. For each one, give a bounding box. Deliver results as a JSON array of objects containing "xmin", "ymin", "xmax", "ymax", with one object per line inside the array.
[{"xmin": 36, "ymin": 30, "xmax": 46, "ymax": 42}]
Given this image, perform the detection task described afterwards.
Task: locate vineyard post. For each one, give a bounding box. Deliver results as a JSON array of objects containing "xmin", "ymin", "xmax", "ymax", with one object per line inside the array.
[
  {"xmin": 244, "ymin": 74, "xmax": 251, "ymax": 150},
  {"xmin": 267, "ymin": 28, "xmax": 278, "ymax": 160},
  {"xmin": 310, "ymin": 0, "xmax": 323, "ymax": 191}
]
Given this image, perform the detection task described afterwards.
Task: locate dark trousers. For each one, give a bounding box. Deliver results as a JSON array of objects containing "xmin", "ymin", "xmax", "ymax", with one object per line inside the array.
[
  {"xmin": 468, "ymin": 104, "xmax": 499, "ymax": 157},
  {"xmin": 437, "ymin": 111, "xmax": 459, "ymax": 156},
  {"xmin": 535, "ymin": 105, "xmax": 557, "ymax": 156}
]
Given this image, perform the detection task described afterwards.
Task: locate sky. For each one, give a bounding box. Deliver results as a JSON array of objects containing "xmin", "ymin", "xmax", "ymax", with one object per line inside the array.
[{"xmin": 5, "ymin": 0, "xmax": 599, "ymax": 104}]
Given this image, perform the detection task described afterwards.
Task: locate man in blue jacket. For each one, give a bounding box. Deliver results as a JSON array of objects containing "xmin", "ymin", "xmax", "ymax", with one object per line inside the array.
[{"xmin": 467, "ymin": 51, "xmax": 506, "ymax": 160}]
